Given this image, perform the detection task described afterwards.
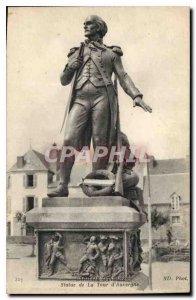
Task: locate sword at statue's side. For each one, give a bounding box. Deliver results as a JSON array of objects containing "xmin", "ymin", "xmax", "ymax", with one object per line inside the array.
[
  {"xmin": 60, "ymin": 42, "xmax": 85, "ymax": 133},
  {"xmin": 114, "ymin": 74, "xmax": 124, "ymax": 196}
]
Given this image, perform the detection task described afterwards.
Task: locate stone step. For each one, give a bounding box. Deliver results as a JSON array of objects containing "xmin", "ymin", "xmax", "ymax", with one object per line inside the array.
[{"xmin": 42, "ymin": 196, "xmax": 130, "ymax": 207}]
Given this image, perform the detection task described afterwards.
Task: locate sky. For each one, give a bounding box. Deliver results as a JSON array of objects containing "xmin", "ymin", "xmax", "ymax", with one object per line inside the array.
[{"xmin": 7, "ymin": 7, "xmax": 189, "ymax": 168}]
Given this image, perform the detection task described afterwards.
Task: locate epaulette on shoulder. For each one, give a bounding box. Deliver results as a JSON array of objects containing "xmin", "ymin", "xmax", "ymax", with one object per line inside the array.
[
  {"xmin": 67, "ymin": 47, "xmax": 79, "ymax": 57},
  {"xmin": 107, "ymin": 45, "xmax": 123, "ymax": 56}
]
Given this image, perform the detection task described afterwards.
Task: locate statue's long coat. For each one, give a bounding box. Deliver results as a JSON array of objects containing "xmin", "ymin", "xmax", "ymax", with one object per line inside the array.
[{"xmin": 61, "ymin": 42, "xmax": 142, "ymax": 150}]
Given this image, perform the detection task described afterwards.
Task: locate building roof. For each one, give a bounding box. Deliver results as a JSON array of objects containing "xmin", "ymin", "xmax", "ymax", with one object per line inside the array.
[
  {"xmin": 142, "ymin": 157, "xmax": 189, "ymax": 205},
  {"xmin": 149, "ymin": 157, "xmax": 189, "ymax": 175},
  {"xmin": 9, "ymin": 149, "xmax": 54, "ymax": 173},
  {"xmin": 143, "ymin": 173, "xmax": 189, "ymax": 205}
]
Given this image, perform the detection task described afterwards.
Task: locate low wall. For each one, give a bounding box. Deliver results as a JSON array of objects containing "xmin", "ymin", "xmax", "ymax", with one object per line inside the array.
[{"xmin": 7, "ymin": 236, "xmax": 36, "ymax": 244}]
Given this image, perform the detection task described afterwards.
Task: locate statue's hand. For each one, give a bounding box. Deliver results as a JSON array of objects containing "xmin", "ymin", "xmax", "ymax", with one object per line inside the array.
[
  {"xmin": 133, "ymin": 96, "xmax": 152, "ymax": 113},
  {"xmin": 68, "ymin": 58, "xmax": 83, "ymax": 71}
]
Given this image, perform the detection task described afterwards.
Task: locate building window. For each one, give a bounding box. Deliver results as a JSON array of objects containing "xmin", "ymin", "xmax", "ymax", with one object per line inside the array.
[
  {"xmin": 27, "ymin": 175, "xmax": 34, "ymax": 187},
  {"xmin": 23, "ymin": 174, "xmax": 37, "ymax": 188},
  {"xmin": 172, "ymin": 216, "xmax": 181, "ymax": 224},
  {"xmin": 170, "ymin": 193, "xmax": 180, "ymax": 210},
  {"xmin": 7, "ymin": 197, "xmax": 11, "ymax": 214},
  {"xmin": 26, "ymin": 196, "xmax": 34, "ymax": 211},
  {"xmin": 7, "ymin": 222, "xmax": 11, "ymax": 236},
  {"xmin": 7, "ymin": 176, "xmax": 11, "ymax": 189}
]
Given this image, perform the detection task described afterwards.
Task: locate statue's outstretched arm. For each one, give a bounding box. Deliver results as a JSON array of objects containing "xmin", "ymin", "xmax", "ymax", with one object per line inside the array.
[
  {"xmin": 114, "ymin": 55, "xmax": 152, "ymax": 113},
  {"xmin": 113, "ymin": 55, "xmax": 143, "ymax": 100}
]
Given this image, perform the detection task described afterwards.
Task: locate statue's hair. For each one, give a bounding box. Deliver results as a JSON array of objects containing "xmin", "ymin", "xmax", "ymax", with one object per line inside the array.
[{"xmin": 88, "ymin": 15, "xmax": 108, "ymax": 38}]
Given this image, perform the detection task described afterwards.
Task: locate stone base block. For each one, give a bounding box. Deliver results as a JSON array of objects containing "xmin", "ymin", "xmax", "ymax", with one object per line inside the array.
[{"xmin": 26, "ymin": 196, "xmax": 146, "ymax": 280}]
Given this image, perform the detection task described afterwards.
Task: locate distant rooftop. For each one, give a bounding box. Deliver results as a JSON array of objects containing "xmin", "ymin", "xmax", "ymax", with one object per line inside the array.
[
  {"xmin": 143, "ymin": 172, "xmax": 189, "ymax": 204},
  {"xmin": 9, "ymin": 149, "xmax": 54, "ymax": 173},
  {"xmin": 149, "ymin": 157, "xmax": 189, "ymax": 175}
]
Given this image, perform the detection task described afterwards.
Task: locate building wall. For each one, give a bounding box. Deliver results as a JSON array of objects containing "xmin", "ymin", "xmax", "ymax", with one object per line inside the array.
[
  {"xmin": 170, "ymin": 204, "xmax": 190, "ymax": 241},
  {"xmin": 7, "ymin": 171, "xmax": 48, "ymax": 236},
  {"xmin": 141, "ymin": 169, "xmax": 189, "ymax": 244},
  {"xmin": 140, "ymin": 203, "xmax": 190, "ymax": 243}
]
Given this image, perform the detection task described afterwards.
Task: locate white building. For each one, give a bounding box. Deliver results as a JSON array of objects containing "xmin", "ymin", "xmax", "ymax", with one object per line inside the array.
[
  {"xmin": 141, "ymin": 157, "xmax": 190, "ymax": 243},
  {"xmin": 7, "ymin": 149, "xmax": 54, "ymax": 236}
]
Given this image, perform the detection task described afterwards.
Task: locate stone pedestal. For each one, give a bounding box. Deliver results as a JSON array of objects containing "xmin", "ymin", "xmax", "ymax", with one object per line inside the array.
[{"xmin": 26, "ymin": 196, "xmax": 146, "ymax": 280}]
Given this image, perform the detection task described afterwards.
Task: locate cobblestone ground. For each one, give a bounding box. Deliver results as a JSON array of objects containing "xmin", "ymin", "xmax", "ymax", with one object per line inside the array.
[
  {"xmin": 6, "ymin": 244, "xmax": 190, "ymax": 294},
  {"xmin": 7, "ymin": 243, "xmax": 35, "ymax": 259}
]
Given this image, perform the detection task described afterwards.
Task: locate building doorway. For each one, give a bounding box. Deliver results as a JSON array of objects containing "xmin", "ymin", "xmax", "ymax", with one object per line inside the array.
[{"xmin": 26, "ymin": 196, "xmax": 34, "ymax": 211}]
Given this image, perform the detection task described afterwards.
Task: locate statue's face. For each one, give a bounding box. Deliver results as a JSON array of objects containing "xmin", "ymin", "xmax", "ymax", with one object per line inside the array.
[
  {"xmin": 84, "ymin": 16, "xmax": 98, "ymax": 38},
  {"xmin": 90, "ymin": 236, "xmax": 96, "ymax": 242}
]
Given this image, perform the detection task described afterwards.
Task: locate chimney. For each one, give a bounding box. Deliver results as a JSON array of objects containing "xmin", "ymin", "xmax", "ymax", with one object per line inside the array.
[{"xmin": 17, "ymin": 156, "xmax": 25, "ymax": 168}]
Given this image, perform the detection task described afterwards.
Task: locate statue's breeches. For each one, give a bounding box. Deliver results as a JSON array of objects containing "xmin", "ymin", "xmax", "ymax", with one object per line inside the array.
[{"xmin": 64, "ymin": 82, "xmax": 110, "ymax": 148}]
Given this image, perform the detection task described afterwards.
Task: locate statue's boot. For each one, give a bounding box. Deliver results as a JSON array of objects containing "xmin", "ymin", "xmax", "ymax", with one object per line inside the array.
[
  {"xmin": 47, "ymin": 159, "xmax": 74, "ymax": 197},
  {"xmin": 47, "ymin": 183, "xmax": 69, "ymax": 197}
]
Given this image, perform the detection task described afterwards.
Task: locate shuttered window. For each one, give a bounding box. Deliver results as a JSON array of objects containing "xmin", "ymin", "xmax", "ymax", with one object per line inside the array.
[
  {"xmin": 23, "ymin": 197, "xmax": 27, "ymax": 212},
  {"xmin": 7, "ymin": 197, "xmax": 11, "ymax": 213},
  {"xmin": 34, "ymin": 197, "xmax": 38, "ymax": 207},
  {"xmin": 23, "ymin": 174, "xmax": 37, "ymax": 188},
  {"xmin": 34, "ymin": 174, "xmax": 37, "ymax": 188},
  {"xmin": 7, "ymin": 176, "xmax": 11, "ymax": 189}
]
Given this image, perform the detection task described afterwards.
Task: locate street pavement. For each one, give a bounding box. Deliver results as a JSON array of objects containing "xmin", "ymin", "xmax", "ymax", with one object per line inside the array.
[{"xmin": 6, "ymin": 243, "xmax": 190, "ymax": 294}]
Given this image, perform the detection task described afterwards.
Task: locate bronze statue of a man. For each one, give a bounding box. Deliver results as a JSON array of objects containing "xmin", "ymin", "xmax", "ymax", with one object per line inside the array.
[{"xmin": 48, "ymin": 15, "xmax": 152, "ymax": 197}]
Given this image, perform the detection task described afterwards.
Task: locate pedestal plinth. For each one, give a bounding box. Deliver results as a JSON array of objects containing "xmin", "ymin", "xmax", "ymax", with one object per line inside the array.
[{"xmin": 26, "ymin": 196, "xmax": 146, "ymax": 280}]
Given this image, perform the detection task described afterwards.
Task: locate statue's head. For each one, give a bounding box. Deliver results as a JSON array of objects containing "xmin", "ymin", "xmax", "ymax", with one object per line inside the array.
[
  {"xmin": 84, "ymin": 15, "xmax": 108, "ymax": 39},
  {"xmin": 90, "ymin": 236, "xmax": 96, "ymax": 243},
  {"xmin": 100, "ymin": 235, "xmax": 107, "ymax": 241},
  {"xmin": 53, "ymin": 233, "xmax": 59, "ymax": 242}
]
